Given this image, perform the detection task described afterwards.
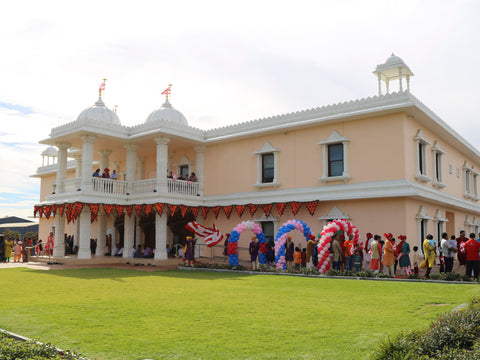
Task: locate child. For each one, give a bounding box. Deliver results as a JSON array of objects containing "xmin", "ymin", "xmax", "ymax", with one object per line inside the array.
[
  {"xmin": 353, "ymin": 249, "xmax": 363, "ymax": 273},
  {"xmin": 301, "ymin": 248, "xmax": 307, "ymax": 268},
  {"xmin": 412, "ymin": 246, "xmax": 420, "ymax": 275},
  {"xmin": 293, "ymin": 247, "xmax": 302, "ymax": 272}
]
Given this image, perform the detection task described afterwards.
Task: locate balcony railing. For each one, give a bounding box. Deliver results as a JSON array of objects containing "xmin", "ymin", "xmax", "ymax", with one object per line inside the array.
[
  {"xmin": 92, "ymin": 177, "xmax": 128, "ymax": 195},
  {"xmin": 167, "ymin": 178, "xmax": 199, "ymax": 196},
  {"xmin": 54, "ymin": 177, "xmax": 200, "ymax": 198}
]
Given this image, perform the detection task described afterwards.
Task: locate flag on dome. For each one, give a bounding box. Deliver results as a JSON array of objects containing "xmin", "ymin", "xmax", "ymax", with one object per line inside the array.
[
  {"xmin": 161, "ymin": 86, "xmax": 171, "ymax": 95},
  {"xmin": 99, "ymin": 79, "xmax": 106, "ymax": 96}
]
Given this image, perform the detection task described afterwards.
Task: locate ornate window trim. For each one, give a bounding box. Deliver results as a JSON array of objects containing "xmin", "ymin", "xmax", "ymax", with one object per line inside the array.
[
  {"xmin": 431, "ymin": 141, "xmax": 446, "ymax": 189},
  {"xmin": 318, "ymin": 131, "xmax": 351, "ymax": 183},
  {"xmin": 318, "ymin": 206, "xmax": 351, "ymax": 226},
  {"xmin": 414, "ymin": 130, "xmax": 431, "ymax": 183},
  {"xmin": 253, "ymin": 142, "xmax": 280, "ymax": 188}
]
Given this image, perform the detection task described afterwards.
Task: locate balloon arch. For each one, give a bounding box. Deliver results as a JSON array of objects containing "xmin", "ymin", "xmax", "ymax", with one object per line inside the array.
[
  {"xmin": 316, "ymin": 219, "xmax": 360, "ymax": 274},
  {"xmin": 227, "ymin": 218, "xmax": 359, "ymax": 272}
]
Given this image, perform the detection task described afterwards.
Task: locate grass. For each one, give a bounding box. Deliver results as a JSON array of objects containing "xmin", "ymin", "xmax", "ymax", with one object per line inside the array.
[{"xmin": 0, "ymin": 268, "xmax": 479, "ymax": 360}]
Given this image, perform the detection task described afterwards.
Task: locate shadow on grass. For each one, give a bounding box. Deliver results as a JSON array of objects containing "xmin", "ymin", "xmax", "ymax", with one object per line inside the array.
[{"xmin": 19, "ymin": 267, "xmax": 251, "ymax": 282}]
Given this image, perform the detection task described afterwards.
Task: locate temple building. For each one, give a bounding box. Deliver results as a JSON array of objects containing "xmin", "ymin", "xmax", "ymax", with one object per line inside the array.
[{"xmin": 33, "ymin": 55, "xmax": 480, "ymax": 262}]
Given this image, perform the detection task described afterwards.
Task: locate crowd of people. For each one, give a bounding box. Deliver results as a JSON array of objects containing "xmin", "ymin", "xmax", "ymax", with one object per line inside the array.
[
  {"xmin": 167, "ymin": 171, "xmax": 197, "ymax": 182},
  {"xmin": 238, "ymin": 230, "xmax": 480, "ymax": 279}
]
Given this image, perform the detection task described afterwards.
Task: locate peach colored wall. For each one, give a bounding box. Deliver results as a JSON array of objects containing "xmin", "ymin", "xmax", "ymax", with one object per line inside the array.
[
  {"xmin": 40, "ymin": 174, "xmax": 56, "ymax": 201},
  {"xmin": 203, "ymin": 113, "xmax": 407, "ymax": 196}
]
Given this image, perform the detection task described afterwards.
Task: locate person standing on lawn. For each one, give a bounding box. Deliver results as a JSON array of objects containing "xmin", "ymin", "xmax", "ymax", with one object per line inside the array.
[
  {"xmin": 397, "ymin": 235, "xmax": 411, "ymax": 276},
  {"xmin": 331, "ymin": 233, "xmax": 343, "ymax": 271},
  {"xmin": 456, "ymin": 230, "xmax": 468, "ymax": 268},
  {"xmin": 363, "ymin": 232, "xmax": 374, "ymax": 270},
  {"xmin": 185, "ymin": 236, "xmax": 196, "ymax": 266},
  {"xmin": 422, "ymin": 234, "xmax": 436, "ymax": 279},
  {"xmin": 441, "ymin": 232, "xmax": 457, "ymax": 273},
  {"xmin": 370, "ymin": 235, "xmax": 382, "ymax": 274},
  {"xmin": 306, "ymin": 234, "xmax": 316, "ymax": 268},
  {"xmin": 383, "ymin": 235, "xmax": 395, "ymax": 277},
  {"xmin": 249, "ymin": 236, "xmax": 259, "ymax": 270},
  {"xmin": 285, "ymin": 236, "xmax": 294, "ymax": 268},
  {"xmin": 465, "ymin": 233, "xmax": 480, "ymax": 279},
  {"xmin": 344, "ymin": 234, "xmax": 355, "ymax": 272}
]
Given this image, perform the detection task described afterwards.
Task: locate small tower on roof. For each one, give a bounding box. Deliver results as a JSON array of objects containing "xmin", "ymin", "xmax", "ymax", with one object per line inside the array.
[{"xmin": 373, "ymin": 54, "xmax": 414, "ymax": 95}]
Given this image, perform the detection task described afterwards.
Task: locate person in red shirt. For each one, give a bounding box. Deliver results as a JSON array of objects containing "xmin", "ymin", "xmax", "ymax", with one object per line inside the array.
[
  {"xmin": 344, "ymin": 234, "xmax": 355, "ymax": 272},
  {"xmin": 465, "ymin": 233, "xmax": 480, "ymax": 279},
  {"xmin": 456, "ymin": 230, "xmax": 468, "ymax": 266}
]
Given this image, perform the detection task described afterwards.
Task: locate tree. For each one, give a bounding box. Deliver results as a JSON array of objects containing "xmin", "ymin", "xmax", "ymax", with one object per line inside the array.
[{"xmin": 3, "ymin": 228, "xmax": 20, "ymax": 240}]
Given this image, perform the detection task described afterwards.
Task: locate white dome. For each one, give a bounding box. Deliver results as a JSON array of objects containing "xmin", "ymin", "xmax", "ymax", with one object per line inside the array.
[
  {"xmin": 41, "ymin": 146, "xmax": 58, "ymax": 157},
  {"xmin": 385, "ymin": 53, "xmax": 404, "ymax": 65},
  {"xmin": 145, "ymin": 99, "xmax": 188, "ymax": 126},
  {"xmin": 76, "ymin": 97, "xmax": 121, "ymax": 126}
]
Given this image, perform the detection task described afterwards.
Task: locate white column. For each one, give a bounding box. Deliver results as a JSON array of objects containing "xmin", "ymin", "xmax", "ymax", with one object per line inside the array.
[
  {"xmin": 154, "ymin": 212, "xmax": 168, "ymax": 260},
  {"xmin": 136, "ymin": 216, "xmax": 143, "ymax": 247},
  {"xmin": 55, "ymin": 142, "xmax": 71, "ymax": 194},
  {"xmin": 123, "ymin": 213, "xmax": 135, "ymax": 258},
  {"xmin": 98, "ymin": 149, "xmax": 112, "ymax": 173},
  {"xmin": 406, "ymin": 75, "xmax": 411, "ymax": 92},
  {"xmin": 194, "ymin": 145, "xmax": 206, "ymax": 196},
  {"xmin": 96, "ymin": 212, "xmax": 107, "ymax": 256},
  {"xmin": 398, "ymin": 68, "xmax": 403, "ymax": 92},
  {"xmin": 73, "ymin": 219, "xmax": 80, "ymax": 249},
  {"xmin": 124, "ymin": 143, "xmax": 138, "ymax": 194},
  {"xmin": 386, "ymin": 80, "xmax": 390, "ymax": 94},
  {"xmin": 80, "ymin": 134, "xmax": 97, "ymax": 192},
  {"xmin": 72, "ymin": 154, "xmax": 82, "ymax": 178},
  {"xmin": 53, "ymin": 214, "xmax": 65, "ymax": 257},
  {"xmin": 377, "ymin": 73, "xmax": 382, "ymax": 96},
  {"xmin": 137, "ymin": 156, "xmax": 145, "ymax": 181},
  {"xmin": 78, "ymin": 207, "xmax": 92, "ymax": 259},
  {"xmin": 155, "ymin": 136, "xmax": 170, "ymax": 192}
]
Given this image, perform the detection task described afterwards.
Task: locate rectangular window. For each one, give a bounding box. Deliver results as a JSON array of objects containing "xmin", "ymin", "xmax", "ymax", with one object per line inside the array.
[
  {"xmin": 474, "ymin": 174, "xmax": 478, "ymax": 197},
  {"xmin": 466, "ymin": 170, "xmax": 471, "ymax": 193},
  {"xmin": 262, "ymin": 153, "xmax": 274, "ymax": 183},
  {"xmin": 435, "ymin": 153, "xmax": 441, "ymax": 181},
  {"xmin": 328, "ymin": 144, "xmax": 344, "ymax": 177},
  {"xmin": 418, "ymin": 143, "xmax": 425, "ymax": 174},
  {"xmin": 180, "ymin": 165, "xmax": 189, "ymax": 179},
  {"xmin": 261, "ymin": 222, "xmax": 274, "ymax": 241}
]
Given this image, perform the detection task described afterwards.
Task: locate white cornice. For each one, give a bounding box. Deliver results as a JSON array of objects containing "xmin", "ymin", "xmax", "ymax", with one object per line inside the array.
[{"xmin": 34, "ymin": 179, "xmax": 480, "ymax": 216}]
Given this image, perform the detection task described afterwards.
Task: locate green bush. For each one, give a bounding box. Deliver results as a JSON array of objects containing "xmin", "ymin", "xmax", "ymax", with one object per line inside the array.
[
  {"xmin": 370, "ymin": 297, "xmax": 480, "ymax": 360},
  {"xmin": 325, "ymin": 269, "xmax": 341, "ymax": 276},
  {"xmin": 0, "ymin": 332, "xmax": 81, "ymax": 359},
  {"xmin": 429, "ymin": 273, "xmax": 443, "ymax": 280}
]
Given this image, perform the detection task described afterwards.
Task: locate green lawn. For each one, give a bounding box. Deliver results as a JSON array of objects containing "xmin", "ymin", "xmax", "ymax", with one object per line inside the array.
[{"xmin": 0, "ymin": 268, "xmax": 479, "ymax": 360}]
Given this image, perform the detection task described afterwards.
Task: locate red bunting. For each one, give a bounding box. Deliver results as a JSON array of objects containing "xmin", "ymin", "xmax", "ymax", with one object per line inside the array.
[
  {"xmin": 248, "ymin": 203, "xmax": 258, "ymax": 217},
  {"xmin": 43, "ymin": 205, "xmax": 52, "ymax": 219},
  {"xmin": 290, "ymin": 201, "xmax": 302, "ymax": 216},
  {"xmin": 262, "ymin": 204, "xmax": 273, "ymax": 217},
  {"xmin": 115, "ymin": 205, "xmax": 124, "ymax": 216},
  {"xmin": 191, "ymin": 207, "xmax": 199, "ymax": 218},
  {"xmin": 65, "ymin": 203, "xmax": 74, "ymax": 223},
  {"xmin": 51, "ymin": 204, "xmax": 57, "ymax": 216},
  {"xmin": 223, "ymin": 205, "xmax": 233, "ymax": 219},
  {"xmin": 201, "ymin": 206, "xmax": 210, "ymax": 219},
  {"xmin": 33, "ymin": 205, "xmax": 39, "ymax": 218},
  {"xmin": 305, "ymin": 200, "xmax": 318, "ymax": 216},
  {"xmin": 145, "ymin": 204, "xmax": 153, "ymax": 216},
  {"xmin": 154, "ymin": 203, "xmax": 164, "ymax": 216},
  {"xmin": 73, "ymin": 202, "xmax": 84, "ymax": 222},
  {"xmin": 125, "ymin": 205, "xmax": 133, "ymax": 217},
  {"xmin": 275, "ymin": 202, "xmax": 287, "ymax": 216},
  {"xmin": 213, "ymin": 206, "xmax": 221, "ymax": 219},
  {"xmin": 57, "ymin": 204, "xmax": 64, "ymax": 216},
  {"xmin": 180, "ymin": 205, "xmax": 189, "ymax": 217},
  {"xmin": 235, "ymin": 205, "xmax": 246, "ymax": 218},
  {"xmin": 169, "ymin": 204, "xmax": 177, "ymax": 216},
  {"xmin": 103, "ymin": 204, "xmax": 114, "ymax": 216},
  {"xmin": 88, "ymin": 203, "xmax": 99, "ymax": 223},
  {"xmin": 135, "ymin": 204, "xmax": 144, "ymax": 216}
]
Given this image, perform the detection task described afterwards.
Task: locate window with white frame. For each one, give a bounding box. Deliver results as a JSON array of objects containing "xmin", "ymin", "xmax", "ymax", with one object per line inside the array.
[
  {"xmin": 464, "ymin": 161, "xmax": 479, "ymax": 201},
  {"xmin": 416, "ymin": 205, "xmax": 432, "ymax": 253},
  {"xmin": 431, "ymin": 141, "xmax": 446, "ymax": 188},
  {"xmin": 433, "ymin": 209, "xmax": 447, "ymax": 250},
  {"xmin": 253, "ymin": 142, "xmax": 279, "ymax": 188},
  {"xmin": 174, "ymin": 155, "xmax": 193, "ymax": 180},
  {"xmin": 414, "ymin": 130, "xmax": 431, "ymax": 182},
  {"xmin": 318, "ymin": 131, "xmax": 351, "ymax": 183}
]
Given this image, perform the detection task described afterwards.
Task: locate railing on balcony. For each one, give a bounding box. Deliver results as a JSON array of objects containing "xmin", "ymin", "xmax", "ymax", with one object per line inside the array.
[
  {"xmin": 167, "ymin": 178, "xmax": 199, "ymax": 196},
  {"xmin": 92, "ymin": 177, "xmax": 128, "ymax": 195},
  {"xmin": 56, "ymin": 177, "xmax": 200, "ymax": 198},
  {"xmin": 132, "ymin": 179, "xmax": 157, "ymax": 194}
]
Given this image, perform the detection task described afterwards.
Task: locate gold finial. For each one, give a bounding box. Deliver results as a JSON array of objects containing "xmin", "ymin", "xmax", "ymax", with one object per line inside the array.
[
  {"xmin": 161, "ymin": 84, "xmax": 172, "ymax": 101},
  {"xmin": 99, "ymin": 78, "xmax": 107, "ymax": 97}
]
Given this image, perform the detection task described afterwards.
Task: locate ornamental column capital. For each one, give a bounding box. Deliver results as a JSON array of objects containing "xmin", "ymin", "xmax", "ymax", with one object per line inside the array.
[
  {"xmin": 124, "ymin": 142, "xmax": 139, "ymax": 151},
  {"xmin": 98, "ymin": 149, "xmax": 112, "ymax": 157},
  {"xmin": 80, "ymin": 134, "xmax": 97, "ymax": 144},
  {"xmin": 154, "ymin": 136, "xmax": 170, "ymax": 145},
  {"xmin": 193, "ymin": 145, "xmax": 206, "ymax": 153},
  {"xmin": 55, "ymin": 142, "xmax": 71, "ymax": 150}
]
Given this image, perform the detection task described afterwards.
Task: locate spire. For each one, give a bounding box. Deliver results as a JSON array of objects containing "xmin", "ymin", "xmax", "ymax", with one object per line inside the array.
[{"xmin": 161, "ymin": 84, "xmax": 172, "ymax": 102}]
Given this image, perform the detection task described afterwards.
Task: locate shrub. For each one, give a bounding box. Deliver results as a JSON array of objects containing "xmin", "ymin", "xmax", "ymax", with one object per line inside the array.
[
  {"xmin": 325, "ymin": 269, "xmax": 341, "ymax": 276},
  {"xmin": 370, "ymin": 298, "xmax": 480, "ymax": 360},
  {"xmin": 341, "ymin": 270, "xmax": 355, "ymax": 277},
  {"xmin": 376, "ymin": 272, "xmax": 390, "ymax": 278},
  {"xmin": 408, "ymin": 273, "xmax": 420, "ymax": 280},
  {"xmin": 443, "ymin": 272, "xmax": 462, "ymax": 281}
]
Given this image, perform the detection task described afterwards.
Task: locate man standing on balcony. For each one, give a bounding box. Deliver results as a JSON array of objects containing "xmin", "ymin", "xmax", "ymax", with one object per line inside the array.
[
  {"xmin": 92, "ymin": 168, "xmax": 100, "ymax": 177},
  {"xmin": 110, "ymin": 170, "xmax": 117, "ymax": 180}
]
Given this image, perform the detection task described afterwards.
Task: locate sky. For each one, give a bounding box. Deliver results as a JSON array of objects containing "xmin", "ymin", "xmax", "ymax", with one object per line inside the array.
[{"xmin": 1, "ymin": 0, "xmax": 479, "ymax": 220}]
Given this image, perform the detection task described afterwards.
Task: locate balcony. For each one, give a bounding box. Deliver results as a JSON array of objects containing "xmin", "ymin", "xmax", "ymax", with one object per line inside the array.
[{"xmin": 51, "ymin": 177, "xmax": 200, "ymax": 200}]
